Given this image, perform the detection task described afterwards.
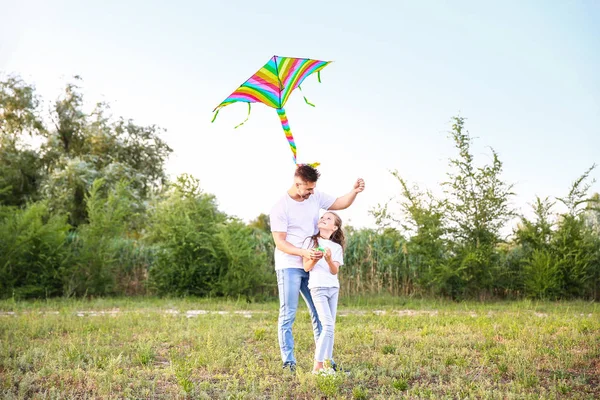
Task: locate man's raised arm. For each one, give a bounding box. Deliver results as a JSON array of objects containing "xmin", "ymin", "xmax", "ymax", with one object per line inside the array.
[{"xmin": 329, "ymin": 178, "xmax": 365, "ymax": 210}]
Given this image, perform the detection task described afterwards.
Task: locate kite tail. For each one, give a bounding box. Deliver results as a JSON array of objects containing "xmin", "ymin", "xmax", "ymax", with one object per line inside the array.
[
  {"xmin": 298, "ymin": 86, "xmax": 315, "ymax": 107},
  {"xmin": 276, "ymin": 108, "xmax": 297, "ymax": 164},
  {"xmin": 234, "ymin": 103, "xmax": 251, "ymax": 129},
  {"xmin": 211, "ymin": 109, "xmax": 220, "ymax": 123}
]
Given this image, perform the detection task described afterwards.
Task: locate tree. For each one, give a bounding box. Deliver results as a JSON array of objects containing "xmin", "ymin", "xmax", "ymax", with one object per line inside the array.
[
  {"xmin": 584, "ymin": 193, "xmax": 600, "ymax": 234},
  {"xmin": 371, "ymin": 170, "xmax": 447, "ymax": 295},
  {"xmin": 0, "ymin": 75, "xmax": 46, "ymax": 206},
  {"xmin": 0, "ymin": 74, "xmax": 173, "ymax": 225},
  {"xmin": 443, "ymin": 116, "xmax": 515, "ymax": 247},
  {"xmin": 0, "ymin": 136, "xmax": 43, "ymax": 206},
  {"xmin": 514, "ymin": 196, "xmax": 555, "ymax": 252},
  {"xmin": 440, "ymin": 116, "xmax": 515, "ymax": 298},
  {"xmin": 0, "ymin": 75, "xmax": 45, "ymax": 138},
  {"xmin": 249, "ymin": 213, "xmax": 271, "ymax": 234},
  {"xmin": 38, "ymin": 76, "xmax": 172, "ymax": 226},
  {"xmin": 552, "ymin": 165, "xmax": 599, "ymax": 298},
  {"xmin": 514, "ymin": 197, "xmax": 559, "ymax": 298}
]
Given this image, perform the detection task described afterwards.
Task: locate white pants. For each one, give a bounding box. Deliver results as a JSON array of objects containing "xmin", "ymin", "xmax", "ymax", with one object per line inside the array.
[{"xmin": 310, "ymin": 286, "xmax": 339, "ymax": 363}]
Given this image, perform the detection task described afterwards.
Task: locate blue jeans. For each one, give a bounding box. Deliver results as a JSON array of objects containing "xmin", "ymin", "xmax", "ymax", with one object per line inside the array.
[
  {"xmin": 277, "ymin": 268, "xmax": 322, "ymax": 364},
  {"xmin": 311, "ymin": 287, "xmax": 339, "ymax": 363}
]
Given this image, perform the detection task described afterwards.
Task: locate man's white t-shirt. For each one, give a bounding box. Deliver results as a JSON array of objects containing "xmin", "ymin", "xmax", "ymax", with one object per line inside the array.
[
  {"xmin": 301, "ymin": 237, "xmax": 344, "ymax": 289},
  {"xmin": 270, "ymin": 190, "xmax": 336, "ymax": 270}
]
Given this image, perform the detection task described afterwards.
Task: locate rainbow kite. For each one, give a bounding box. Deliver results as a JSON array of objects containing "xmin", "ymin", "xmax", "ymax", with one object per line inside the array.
[{"xmin": 211, "ymin": 55, "xmax": 332, "ymax": 166}]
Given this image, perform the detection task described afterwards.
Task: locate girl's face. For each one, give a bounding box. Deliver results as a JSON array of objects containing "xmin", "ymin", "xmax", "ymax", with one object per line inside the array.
[{"xmin": 318, "ymin": 212, "xmax": 338, "ymax": 232}]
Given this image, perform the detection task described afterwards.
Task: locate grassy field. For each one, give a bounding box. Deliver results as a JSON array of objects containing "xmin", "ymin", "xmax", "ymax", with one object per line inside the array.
[{"xmin": 1, "ymin": 296, "xmax": 598, "ymax": 399}]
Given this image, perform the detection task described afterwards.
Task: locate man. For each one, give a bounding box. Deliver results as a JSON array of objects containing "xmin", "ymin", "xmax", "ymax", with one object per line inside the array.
[{"xmin": 270, "ymin": 164, "xmax": 365, "ymax": 372}]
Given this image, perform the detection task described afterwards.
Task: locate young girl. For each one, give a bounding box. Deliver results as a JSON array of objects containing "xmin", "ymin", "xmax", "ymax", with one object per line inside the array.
[{"xmin": 302, "ymin": 211, "xmax": 345, "ymax": 374}]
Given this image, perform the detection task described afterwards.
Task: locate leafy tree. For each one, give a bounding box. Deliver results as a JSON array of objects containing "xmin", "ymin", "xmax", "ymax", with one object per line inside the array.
[
  {"xmin": 513, "ymin": 197, "xmax": 557, "ymax": 297},
  {"xmin": 249, "ymin": 213, "xmax": 271, "ymax": 234},
  {"xmin": 371, "ymin": 171, "xmax": 447, "ymax": 295},
  {"xmin": 0, "ymin": 75, "xmax": 45, "ymax": 138},
  {"xmin": 442, "ymin": 116, "xmax": 515, "ymax": 298},
  {"xmin": 0, "ymin": 136, "xmax": 43, "ymax": 206},
  {"xmin": 41, "ymin": 78, "xmax": 172, "ymax": 226},
  {"xmin": 584, "ymin": 193, "xmax": 600, "ymax": 234},
  {"xmin": 1, "ymin": 74, "xmax": 172, "ymax": 225},
  {"xmin": 552, "ymin": 165, "xmax": 599, "ymax": 298},
  {"xmin": 0, "ymin": 75, "xmax": 46, "ymax": 206}
]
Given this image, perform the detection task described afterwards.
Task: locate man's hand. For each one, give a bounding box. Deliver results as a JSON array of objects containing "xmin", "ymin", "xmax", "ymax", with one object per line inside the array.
[
  {"xmin": 353, "ymin": 178, "xmax": 365, "ymax": 194},
  {"xmin": 311, "ymin": 248, "xmax": 324, "ymax": 260},
  {"xmin": 303, "ymin": 248, "xmax": 324, "ymax": 260}
]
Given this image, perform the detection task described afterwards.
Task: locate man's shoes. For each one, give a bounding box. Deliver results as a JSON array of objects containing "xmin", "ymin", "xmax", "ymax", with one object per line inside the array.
[
  {"xmin": 330, "ymin": 361, "xmax": 350, "ymax": 375},
  {"xmin": 282, "ymin": 361, "xmax": 297, "ymax": 373}
]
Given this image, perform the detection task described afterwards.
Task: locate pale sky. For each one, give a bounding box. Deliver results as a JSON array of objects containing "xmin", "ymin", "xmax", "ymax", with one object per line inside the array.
[{"xmin": 1, "ymin": 0, "xmax": 599, "ymax": 232}]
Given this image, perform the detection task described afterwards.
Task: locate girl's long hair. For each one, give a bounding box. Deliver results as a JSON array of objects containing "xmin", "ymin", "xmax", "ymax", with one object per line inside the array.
[{"xmin": 308, "ymin": 211, "xmax": 346, "ymax": 250}]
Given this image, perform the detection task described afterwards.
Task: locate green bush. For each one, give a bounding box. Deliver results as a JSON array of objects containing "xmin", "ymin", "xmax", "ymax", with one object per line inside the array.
[
  {"xmin": 63, "ymin": 178, "xmax": 139, "ymax": 296},
  {"xmin": 552, "ymin": 215, "xmax": 599, "ymax": 298},
  {"xmin": 146, "ymin": 175, "xmax": 227, "ymax": 296},
  {"xmin": 215, "ymin": 220, "xmax": 275, "ymax": 299},
  {"xmin": 146, "ymin": 175, "xmax": 275, "ymax": 299},
  {"xmin": 0, "ymin": 202, "xmax": 70, "ymax": 299},
  {"xmin": 523, "ymin": 249, "xmax": 560, "ymax": 299}
]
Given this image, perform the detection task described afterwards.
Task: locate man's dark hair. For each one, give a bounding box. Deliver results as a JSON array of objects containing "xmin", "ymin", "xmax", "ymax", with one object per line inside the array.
[{"xmin": 294, "ymin": 164, "xmax": 320, "ymax": 182}]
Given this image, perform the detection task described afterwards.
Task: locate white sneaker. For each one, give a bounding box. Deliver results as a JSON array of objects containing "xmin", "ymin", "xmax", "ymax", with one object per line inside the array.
[{"xmin": 318, "ymin": 368, "xmax": 335, "ymax": 376}]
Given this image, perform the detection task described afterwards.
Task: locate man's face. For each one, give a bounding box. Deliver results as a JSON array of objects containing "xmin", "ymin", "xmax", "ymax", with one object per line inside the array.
[{"xmin": 296, "ymin": 180, "xmax": 316, "ymax": 199}]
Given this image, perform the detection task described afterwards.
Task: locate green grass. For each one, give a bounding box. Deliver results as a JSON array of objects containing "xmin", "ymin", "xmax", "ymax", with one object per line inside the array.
[{"xmin": 1, "ymin": 297, "xmax": 598, "ymax": 399}]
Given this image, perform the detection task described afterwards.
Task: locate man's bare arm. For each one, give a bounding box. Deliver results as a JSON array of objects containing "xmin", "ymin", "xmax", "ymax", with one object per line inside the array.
[
  {"xmin": 272, "ymin": 232, "xmax": 305, "ymax": 257},
  {"xmin": 272, "ymin": 232, "xmax": 322, "ymax": 260},
  {"xmin": 329, "ymin": 178, "xmax": 365, "ymax": 210},
  {"xmin": 329, "ymin": 191, "xmax": 358, "ymax": 211}
]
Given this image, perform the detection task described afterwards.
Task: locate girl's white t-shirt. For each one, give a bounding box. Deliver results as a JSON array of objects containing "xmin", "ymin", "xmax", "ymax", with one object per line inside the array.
[{"xmin": 302, "ymin": 237, "xmax": 344, "ymax": 289}]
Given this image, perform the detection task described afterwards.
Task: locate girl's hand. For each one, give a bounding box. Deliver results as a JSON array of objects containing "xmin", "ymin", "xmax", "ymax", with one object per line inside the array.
[{"xmin": 324, "ymin": 248, "xmax": 332, "ymax": 261}]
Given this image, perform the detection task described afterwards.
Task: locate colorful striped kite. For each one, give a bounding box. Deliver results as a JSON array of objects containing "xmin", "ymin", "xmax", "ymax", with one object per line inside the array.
[{"xmin": 212, "ymin": 55, "xmax": 331, "ymax": 166}]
